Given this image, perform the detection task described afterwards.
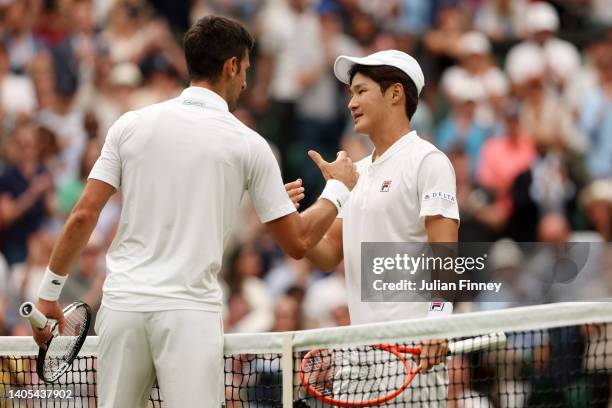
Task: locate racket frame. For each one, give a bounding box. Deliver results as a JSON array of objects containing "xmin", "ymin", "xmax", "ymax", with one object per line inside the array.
[
  {"xmin": 299, "ymin": 332, "xmax": 506, "ymax": 407},
  {"xmin": 20, "ymin": 301, "xmax": 92, "ymax": 384}
]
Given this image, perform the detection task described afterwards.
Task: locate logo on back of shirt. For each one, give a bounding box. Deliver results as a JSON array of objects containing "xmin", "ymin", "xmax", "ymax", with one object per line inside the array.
[{"xmin": 380, "ymin": 180, "xmax": 392, "ymax": 192}]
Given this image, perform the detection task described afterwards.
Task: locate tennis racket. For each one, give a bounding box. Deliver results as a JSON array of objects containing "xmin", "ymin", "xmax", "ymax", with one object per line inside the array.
[
  {"xmin": 19, "ymin": 301, "xmax": 92, "ymax": 384},
  {"xmin": 299, "ymin": 332, "xmax": 506, "ymax": 407}
]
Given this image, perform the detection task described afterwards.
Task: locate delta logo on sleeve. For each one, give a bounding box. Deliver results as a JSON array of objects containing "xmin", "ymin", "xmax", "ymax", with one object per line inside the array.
[
  {"xmin": 423, "ymin": 191, "xmax": 456, "ymax": 203},
  {"xmin": 380, "ymin": 180, "xmax": 392, "ymax": 192}
]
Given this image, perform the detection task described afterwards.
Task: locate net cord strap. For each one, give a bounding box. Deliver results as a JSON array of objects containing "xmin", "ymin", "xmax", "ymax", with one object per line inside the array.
[
  {"xmin": 2, "ymin": 302, "xmax": 612, "ymax": 356},
  {"xmin": 281, "ymin": 332, "xmax": 293, "ymax": 406}
]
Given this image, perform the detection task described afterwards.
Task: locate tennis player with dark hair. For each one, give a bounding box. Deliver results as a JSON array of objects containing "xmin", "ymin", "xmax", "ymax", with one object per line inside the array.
[
  {"xmin": 288, "ymin": 50, "xmax": 459, "ymax": 405},
  {"xmin": 29, "ymin": 15, "xmax": 357, "ymax": 407}
]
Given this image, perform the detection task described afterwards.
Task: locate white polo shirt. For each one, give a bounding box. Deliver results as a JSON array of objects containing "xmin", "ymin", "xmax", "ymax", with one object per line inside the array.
[
  {"xmin": 89, "ymin": 87, "xmax": 296, "ymax": 312},
  {"xmin": 341, "ymin": 131, "xmax": 459, "ymax": 325}
]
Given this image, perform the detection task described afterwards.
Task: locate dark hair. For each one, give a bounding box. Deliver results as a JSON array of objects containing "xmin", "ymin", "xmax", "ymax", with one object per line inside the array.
[
  {"xmin": 183, "ymin": 15, "xmax": 254, "ymax": 83},
  {"xmin": 348, "ymin": 65, "xmax": 419, "ymax": 120}
]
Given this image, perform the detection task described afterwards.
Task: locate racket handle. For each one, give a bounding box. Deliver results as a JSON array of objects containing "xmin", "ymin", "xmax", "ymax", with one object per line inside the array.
[
  {"xmin": 19, "ymin": 302, "xmax": 48, "ymax": 329},
  {"xmin": 448, "ymin": 332, "xmax": 507, "ymax": 355}
]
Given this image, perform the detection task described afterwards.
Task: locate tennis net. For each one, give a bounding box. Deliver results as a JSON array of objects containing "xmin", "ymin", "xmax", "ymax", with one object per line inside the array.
[{"xmin": 1, "ymin": 302, "xmax": 611, "ymax": 407}]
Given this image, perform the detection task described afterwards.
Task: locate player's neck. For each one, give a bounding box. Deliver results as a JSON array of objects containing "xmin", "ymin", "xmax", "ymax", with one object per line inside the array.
[
  {"xmin": 190, "ymin": 80, "xmax": 229, "ymax": 104},
  {"xmin": 369, "ymin": 118, "xmax": 411, "ymax": 162}
]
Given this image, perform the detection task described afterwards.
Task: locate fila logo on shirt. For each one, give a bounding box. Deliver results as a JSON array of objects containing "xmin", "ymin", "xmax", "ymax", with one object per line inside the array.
[
  {"xmin": 429, "ymin": 302, "xmax": 445, "ymax": 312},
  {"xmin": 380, "ymin": 180, "xmax": 392, "ymax": 192},
  {"xmin": 423, "ymin": 192, "xmax": 456, "ymax": 203}
]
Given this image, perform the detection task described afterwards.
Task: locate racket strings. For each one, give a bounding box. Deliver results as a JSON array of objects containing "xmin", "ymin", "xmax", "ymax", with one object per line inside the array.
[
  {"xmin": 301, "ymin": 345, "xmax": 414, "ymax": 402},
  {"xmin": 41, "ymin": 306, "xmax": 89, "ymax": 380}
]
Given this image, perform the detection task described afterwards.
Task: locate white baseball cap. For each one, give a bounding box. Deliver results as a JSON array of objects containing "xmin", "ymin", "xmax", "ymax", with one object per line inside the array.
[
  {"xmin": 460, "ymin": 31, "xmax": 491, "ymax": 56},
  {"xmin": 525, "ymin": 2, "xmax": 559, "ymax": 33},
  {"xmin": 333, "ymin": 50, "xmax": 425, "ymax": 95}
]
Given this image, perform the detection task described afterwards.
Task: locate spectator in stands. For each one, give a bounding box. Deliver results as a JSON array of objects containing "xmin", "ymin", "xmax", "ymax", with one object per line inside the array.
[
  {"xmin": 519, "ymin": 73, "xmax": 587, "ymax": 161},
  {"xmin": 0, "ymin": 42, "xmax": 37, "ymax": 116},
  {"xmin": 56, "ymin": 138, "xmax": 100, "ymax": 218},
  {"xmin": 396, "ymin": 0, "xmax": 434, "ymax": 35},
  {"xmin": 348, "ymin": 9, "xmax": 394, "ymax": 54},
  {"xmin": 252, "ymin": 0, "xmax": 323, "ymax": 177},
  {"xmin": 565, "ymin": 33, "xmax": 612, "ymax": 113},
  {"xmin": 423, "ymin": 3, "xmax": 470, "ymax": 81},
  {"xmin": 0, "ymin": 0, "xmax": 43, "ymax": 74},
  {"xmin": 0, "ymin": 123, "xmax": 54, "ymax": 265},
  {"xmin": 224, "ymin": 242, "xmax": 274, "ymax": 333},
  {"xmin": 270, "ymin": 293, "xmax": 302, "ymax": 332},
  {"xmin": 303, "ymin": 266, "xmax": 347, "ymax": 328},
  {"xmin": 441, "ymin": 31, "xmax": 509, "ymax": 129},
  {"xmin": 131, "ymin": 54, "xmax": 183, "ymax": 109},
  {"xmin": 475, "ymin": 238, "xmax": 526, "ymax": 310},
  {"xmin": 9, "ymin": 228, "xmax": 55, "ymax": 302},
  {"xmin": 50, "ymin": 0, "xmax": 99, "ymax": 109},
  {"xmin": 579, "ymin": 47, "xmax": 612, "ymax": 180},
  {"xmin": 91, "ymin": 61, "xmax": 142, "ymax": 137},
  {"xmin": 450, "ymin": 148, "xmax": 499, "ymax": 241},
  {"xmin": 294, "ymin": 3, "xmax": 361, "ymax": 206},
  {"xmin": 580, "ymin": 180, "xmax": 612, "ymax": 241},
  {"xmin": 435, "ymin": 80, "xmax": 488, "ymax": 177},
  {"xmin": 477, "ymin": 101, "xmax": 536, "ymax": 224},
  {"xmin": 473, "ymin": 0, "xmax": 528, "ymax": 42},
  {"xmin": 505, "ymin": 2, "xmax": 581, "ymax": 94},
  {"xmin": 508, "ymin": 146, "xmax": 578, "ymax": 242},
  {"xmin": 36, "ymin": 71, "xmax": 89, "ymax": 183}
]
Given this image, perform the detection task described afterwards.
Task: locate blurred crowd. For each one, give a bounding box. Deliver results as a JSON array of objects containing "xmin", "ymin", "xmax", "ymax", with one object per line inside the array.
[{"xmin": 0, "ymin": 0, "xmax": 611, "ymax": 342}]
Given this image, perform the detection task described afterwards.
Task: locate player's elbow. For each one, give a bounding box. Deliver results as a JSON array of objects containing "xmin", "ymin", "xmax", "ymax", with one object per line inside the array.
[
  {"xmin": 317, "ymin": 261, "xmax": 338, "ymax": 273},
  {"xmin": 69, "ymin": 208, "xmax": 99, "ymax": 227},
  {"xmin": 284, "ymin": 240, "xmax": 308, "ymax": 260}
]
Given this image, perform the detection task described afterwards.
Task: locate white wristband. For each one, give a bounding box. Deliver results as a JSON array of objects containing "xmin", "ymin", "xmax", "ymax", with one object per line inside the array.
[
  {"xmin": 38, "ymin": 267, "xmax": 67, "ymax": 301},
  {"xmin": 427, "ymin": 301, "xmax": 453, "ymax": 317},
  {"xmin": 319, "ymin": 179, "xmax": 350, "ymax": 213}
]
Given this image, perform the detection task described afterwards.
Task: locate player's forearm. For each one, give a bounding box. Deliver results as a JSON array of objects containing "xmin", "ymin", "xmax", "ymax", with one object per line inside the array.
[
  {"xmin": 294, "ymin": 198, "xmax": 338, "ymax": 256},
  {"xmin": 305, "ymin": 238, "xmax": 342, "ymax": 272},
  {"xmin": 47, "ymin": 208, "xmax": 100, "ymax": 276}
]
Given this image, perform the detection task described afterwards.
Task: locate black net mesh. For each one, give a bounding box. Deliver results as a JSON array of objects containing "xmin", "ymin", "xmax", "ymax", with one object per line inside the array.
[{"xmin": 1, "ymin": 324, "xmax": 611, "ymax": 407}]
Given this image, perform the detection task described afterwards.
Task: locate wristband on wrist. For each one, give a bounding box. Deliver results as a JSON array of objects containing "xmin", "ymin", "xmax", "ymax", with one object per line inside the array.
[
  {"xmin": 38, "ymin": 267, "xmax": 67, "ymax": 301},
  {"xmin": 427, "ymin": 300, "xmax": 453, "ymax": 317},
  {"xmin": 319, "ymin": 179, "xmax": 350, "ymax": 213}
]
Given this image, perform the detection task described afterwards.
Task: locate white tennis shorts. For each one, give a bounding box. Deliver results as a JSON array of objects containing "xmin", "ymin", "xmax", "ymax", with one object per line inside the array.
[{"xmin": 95, "ymin": 306, "xmax": 224, "ymax": 408}]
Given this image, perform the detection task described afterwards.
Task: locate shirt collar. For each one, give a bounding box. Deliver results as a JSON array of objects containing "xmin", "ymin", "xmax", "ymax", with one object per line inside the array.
[
  {"xmin": 370, "ymin": 130, "xmax": 417, "ymax": 166},
  {"xmin": 179, "ymin": 86, "xmax": 229, "ymax": 112}
]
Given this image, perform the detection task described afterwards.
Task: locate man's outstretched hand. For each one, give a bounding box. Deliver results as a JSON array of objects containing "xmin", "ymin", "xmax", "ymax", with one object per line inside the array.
[{"xmin": 308, "ymin": 150, "xmax": 358, "ymax": 190}]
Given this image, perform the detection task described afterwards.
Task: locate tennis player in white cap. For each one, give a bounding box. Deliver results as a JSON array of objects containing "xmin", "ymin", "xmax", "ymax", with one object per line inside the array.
[{"xmin": 290, "ymin": 50, "xmax": 460, "ymax": 405}]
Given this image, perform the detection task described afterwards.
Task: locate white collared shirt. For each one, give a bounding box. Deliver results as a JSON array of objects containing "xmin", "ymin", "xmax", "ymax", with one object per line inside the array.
[
  {"xmin": 89, "ymin": 87, "xmax": 296, "ymax": 312},
  {"xmin": 341, "ymin": 131, "xmax": 460, "ymax": 324}
]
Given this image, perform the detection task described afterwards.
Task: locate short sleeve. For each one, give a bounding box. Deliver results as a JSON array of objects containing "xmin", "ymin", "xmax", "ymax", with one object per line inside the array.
[
  {"xmin": 417, "ymin": 151, "xmax": 460, "ymax": 221},
  {"xmin": 247, "ymin": 138, "xmax": 296, "ymax": 223},
  {"xmin": 88, "ymin": 112, "xmax": 134, "ymax": 189}
]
